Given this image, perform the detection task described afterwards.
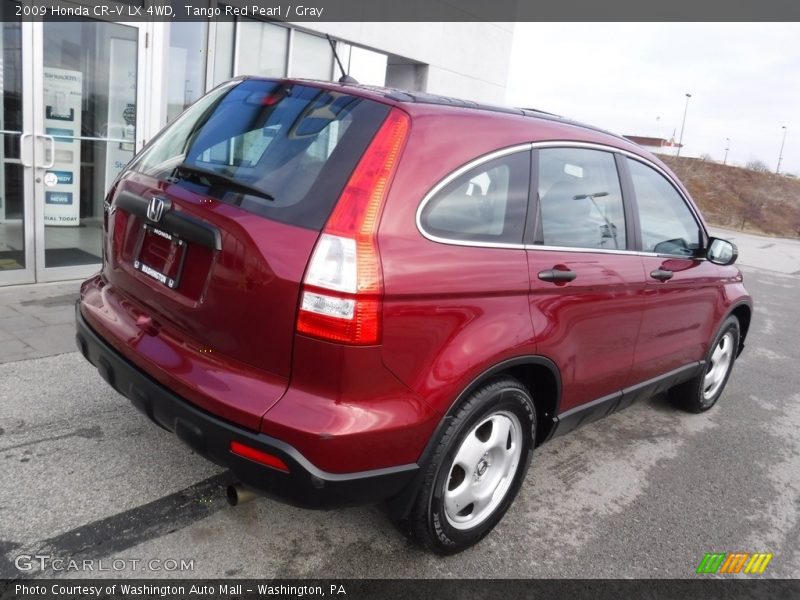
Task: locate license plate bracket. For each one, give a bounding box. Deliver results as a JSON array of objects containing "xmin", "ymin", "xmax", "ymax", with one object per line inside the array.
[{"xmin": 133, "ymin": 224, "xmax": 187, "ymax": 290}]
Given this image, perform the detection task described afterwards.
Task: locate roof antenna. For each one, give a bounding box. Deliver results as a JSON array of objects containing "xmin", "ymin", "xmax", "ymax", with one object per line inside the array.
[{"xmin": 326, "ymin": 35, "xmax": 359, "ymax": 84}]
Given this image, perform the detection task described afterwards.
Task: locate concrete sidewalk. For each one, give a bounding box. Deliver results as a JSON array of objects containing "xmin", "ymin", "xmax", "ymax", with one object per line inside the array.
[{"xmin": 0, "ymin": 280, "xmax": 81, "ymax": 364}]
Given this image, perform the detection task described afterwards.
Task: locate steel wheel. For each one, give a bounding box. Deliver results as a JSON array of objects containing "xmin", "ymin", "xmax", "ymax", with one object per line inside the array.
[
  {"xmin": 443, "ymin": 411, "xmax": 523, "ymax": 530},
  {"xmin": 703, "ymin": 331, "xmax": 735, "ymax": 401}
]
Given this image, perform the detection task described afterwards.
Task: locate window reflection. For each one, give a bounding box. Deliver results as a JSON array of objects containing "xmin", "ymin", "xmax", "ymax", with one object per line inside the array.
[
  {"xmin": 538, "ymin": 148, "xmax": 627, "ymax": 250},
  {"xmin": 628, "ymin": 158, "xmax": 700, "ymax": 256}
]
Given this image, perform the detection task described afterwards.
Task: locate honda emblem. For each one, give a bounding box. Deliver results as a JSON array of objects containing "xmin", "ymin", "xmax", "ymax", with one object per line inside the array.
[{"xmin": 146, "ymin": 196, "xmax": 171, "ymax": 222}]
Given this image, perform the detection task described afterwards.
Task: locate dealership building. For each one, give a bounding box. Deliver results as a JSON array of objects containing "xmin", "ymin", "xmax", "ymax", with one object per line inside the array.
[{"xmin": 0, "ymin": 1, "xmax": 514, "ymax": 285}]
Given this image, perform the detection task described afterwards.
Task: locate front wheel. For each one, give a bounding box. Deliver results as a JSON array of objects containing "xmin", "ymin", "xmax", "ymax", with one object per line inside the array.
[
  {"xmin": 407, "ymin": 377, "xmax": 535, "ymax": 554},
  {"xmin": 669, "ymin": 315, "xmax": 740, "ymax": 413}
]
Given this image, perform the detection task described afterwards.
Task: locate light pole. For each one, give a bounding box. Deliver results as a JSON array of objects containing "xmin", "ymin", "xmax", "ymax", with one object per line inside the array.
[
  {"xmin": 677, "ymin": 93, "xmax": 692, "ymax": 157},
  {"xmin": 724, "ymin": 138, "xmax": 730, "ymax": 165},
  {"xmin": 776, "ymin": 126, "xmax": 788, "ymax": 174}
]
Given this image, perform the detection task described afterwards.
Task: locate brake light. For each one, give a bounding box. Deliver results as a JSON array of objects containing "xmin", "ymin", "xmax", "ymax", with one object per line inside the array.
[{"xmin": 297, "ymin": 108, "xmax": 410, "ymax": 345}]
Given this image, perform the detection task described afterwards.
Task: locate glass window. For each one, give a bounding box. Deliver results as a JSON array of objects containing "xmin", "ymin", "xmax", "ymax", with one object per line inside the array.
[
  {"xmin": 290, "ymin": 30, "xmax": 332, "ymax": 80},
  {"xmin": 167, "ymin": 23, "xmax": 208, "ymax": 123},
  {"xmin": 538, "ymin": 148, "xmax": 626, "ymax": 250},
  {"xmin": 627, "ymin": 158, "xmax": 701, "ymax": 256},
  {"xmin": 135, "ymin": 81, "xmax": 234, "ymax": 176},
  {"xmin": 132, "ymin": 80, "xmax": 390, "ymax": 231},
  {"xmin": 212, "ymin": 20, "xmax": 234, "ymax": 85},
  {"xmin": 42, "ymin": 20, "xmax": 138, "ymax": 268},
  {"xmin": 236, "ymin": 21, "xmax": 287, "ymax": 78},
  {"xmin": 420, "ymin": 151, "xmax": 530, "ymax": 244},
  {"xmin": 0, "ymin": 17, "xmax": 25, "ymax": 272}
]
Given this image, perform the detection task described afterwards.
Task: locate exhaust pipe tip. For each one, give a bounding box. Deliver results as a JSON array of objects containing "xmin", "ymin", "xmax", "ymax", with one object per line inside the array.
[{"xmin": 226, "ymin": 484, "xmax": 257, "ymax": 507}]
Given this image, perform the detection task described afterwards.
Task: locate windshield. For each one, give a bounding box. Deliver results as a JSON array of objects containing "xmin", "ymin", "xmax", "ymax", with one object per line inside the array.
[{"xmin": 131, "ymin": 79, "xmax": 390, "ymax": 230}]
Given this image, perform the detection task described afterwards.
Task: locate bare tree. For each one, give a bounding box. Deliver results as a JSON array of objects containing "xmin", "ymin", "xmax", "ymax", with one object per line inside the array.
[
  {"xmin": 745, "ymin": 159, "xmax": 770, "ymax": 173},
  {"xmin": 739, "ymin": 200, "xmax": 764, "ymax": 231}
]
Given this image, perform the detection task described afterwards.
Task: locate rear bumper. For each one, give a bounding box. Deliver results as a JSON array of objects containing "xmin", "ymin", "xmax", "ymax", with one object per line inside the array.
[{"xmin": 75, "ymin": 302, "xmax": 418, "ymax": 508}]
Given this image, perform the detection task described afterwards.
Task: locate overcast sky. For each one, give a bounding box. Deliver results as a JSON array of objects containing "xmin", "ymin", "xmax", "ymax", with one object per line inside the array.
[{"xmin": 506, "ymin": 23, "xmax": 800, "ymax": 175}]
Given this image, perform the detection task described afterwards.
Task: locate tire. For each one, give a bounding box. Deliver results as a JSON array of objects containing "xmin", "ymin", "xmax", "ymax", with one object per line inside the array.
[
  {"xmin": 669, "ymin": 316, "xmax": 740, "ymax": 413},
  {"xmin": 406, "ymin": 376, "xmax": 536, "ymax": 554}
]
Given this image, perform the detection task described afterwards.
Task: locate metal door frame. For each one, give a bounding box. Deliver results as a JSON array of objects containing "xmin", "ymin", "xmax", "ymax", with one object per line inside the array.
[{"xmin": 0, "ymin": 20, "xmax": 36, "ymax": 286}]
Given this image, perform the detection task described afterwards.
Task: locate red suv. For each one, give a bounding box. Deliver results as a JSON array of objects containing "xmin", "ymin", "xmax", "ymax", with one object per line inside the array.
[{"xmin": 76, "ymin": 78, "xmax": 752, "ymax": 554}]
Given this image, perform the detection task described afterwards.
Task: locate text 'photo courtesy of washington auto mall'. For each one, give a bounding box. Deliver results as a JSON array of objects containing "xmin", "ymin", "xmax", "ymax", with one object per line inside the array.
[
  {"xmin": 0, "ymin": 0, "xmax": 799, "ymax": 596},
  {"xmin": 13, "ymin": 583, "xmax": 347, "ymax": 597}
]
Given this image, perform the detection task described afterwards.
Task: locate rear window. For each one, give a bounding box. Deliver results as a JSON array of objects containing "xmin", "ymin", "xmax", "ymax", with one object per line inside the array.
[{"xmin": 131, "ymin": 79, "xmax": 390, "ymax": 230}]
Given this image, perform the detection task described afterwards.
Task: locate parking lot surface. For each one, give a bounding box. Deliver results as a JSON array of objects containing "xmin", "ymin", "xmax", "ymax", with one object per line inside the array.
[{"xmin": 0, "ymin": 228, "xmax": 798, "ymax": 578}]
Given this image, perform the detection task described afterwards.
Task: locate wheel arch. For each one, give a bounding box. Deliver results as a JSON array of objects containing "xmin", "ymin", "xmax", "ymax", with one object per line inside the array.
[
  {"xmin": 386, "ymin": 354, "xmax": 561, "ymax": 520},
  {"xmin": 449, "ymin": 356, "xmax": 562, "ymax": 445},
  {"xmin": 728, "ymin": 301, "xmax": 752, "ymax": 356}
]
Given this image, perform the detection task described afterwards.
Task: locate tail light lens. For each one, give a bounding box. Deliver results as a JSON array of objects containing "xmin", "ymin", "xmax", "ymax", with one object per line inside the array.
[{"xmin": 297, "ymin": 108, "xmax": 410, "ymax": 345}]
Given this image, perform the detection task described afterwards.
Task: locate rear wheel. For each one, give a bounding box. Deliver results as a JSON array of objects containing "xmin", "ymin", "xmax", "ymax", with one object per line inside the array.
[
  {"xmin": 669, "ymin": 316, "xmax": 740, "ymax": 413},
  {"xmin": 407, "ymin": 377, "xmax": 535, "ymax": 554}
]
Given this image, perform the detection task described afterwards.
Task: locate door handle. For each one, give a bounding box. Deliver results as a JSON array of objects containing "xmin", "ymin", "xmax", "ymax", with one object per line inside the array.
[
  {"xmin": 40, "ymin": 134, "xmax": 56, "ymax": 169},
  {"xmin": 538, "ymin": 268, "xmax": 577, "ymax": 283},
  {"xmin": 20, "ymin": 133, "xmax": 34, "ymax": 168},
  {"xmin": 650, "ymin": 268, "xmax": 674, "ymax": 281}
]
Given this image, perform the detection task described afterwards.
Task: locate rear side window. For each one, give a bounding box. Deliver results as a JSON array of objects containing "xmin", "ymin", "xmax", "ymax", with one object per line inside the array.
[
  {"xmin": 419, "ymin": 151, "xmax": 530, "ymax": 245},
  {"xmin": 627, "ymin": 158, "xmax": 702, "ymax": 256},
  {"xmin": 537, "ymin": 147, "xmax": 627, "ymax": 250},
  {"xmin": 131, "ymin": 79, "xmax": 390, "ymax": 230}
]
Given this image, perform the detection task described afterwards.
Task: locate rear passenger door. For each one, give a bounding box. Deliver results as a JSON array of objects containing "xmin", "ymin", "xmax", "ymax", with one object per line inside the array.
[
  {"xmin": 526, "ymin": 146, "xmax": 645, "ymax": 415},
  {"xmin": 385, "ymin": 148, "xmax": 534, "ymax": 407}
]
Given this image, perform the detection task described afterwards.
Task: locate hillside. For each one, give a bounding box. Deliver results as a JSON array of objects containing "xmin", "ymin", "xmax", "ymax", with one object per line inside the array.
[{"xmin": 657, "ymin": 155, "xmax": 800, "ymax": 238}]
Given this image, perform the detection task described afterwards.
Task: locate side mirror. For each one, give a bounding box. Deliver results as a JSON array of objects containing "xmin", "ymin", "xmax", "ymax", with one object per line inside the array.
[{"xmin": 706, "ymin": 237, "xmax": 738, "ymax": 266}]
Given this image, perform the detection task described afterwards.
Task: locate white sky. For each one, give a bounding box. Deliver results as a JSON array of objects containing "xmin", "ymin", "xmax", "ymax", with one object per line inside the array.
[{"xmin": 506, "ymin": 23, "xmax": 800, "ymax": 174}]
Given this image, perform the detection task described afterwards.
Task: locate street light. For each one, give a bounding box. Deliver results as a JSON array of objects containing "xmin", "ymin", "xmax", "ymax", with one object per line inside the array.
[
  {"xmin": 677, "ymin": 93, "xmax": 692, "ymax": 157},
  {"xmin": 724, "ymin": 138, "xmax": 730, "ymax": 165},
  {"xmin": 776, "ymin": 126, "xmax": 788, "ymax": 174}
]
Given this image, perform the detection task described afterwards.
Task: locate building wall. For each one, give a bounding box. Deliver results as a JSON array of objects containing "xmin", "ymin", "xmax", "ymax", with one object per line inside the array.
[{"xmin": 295, "ymin": 22, "xmax": 514, "ymax": 104}]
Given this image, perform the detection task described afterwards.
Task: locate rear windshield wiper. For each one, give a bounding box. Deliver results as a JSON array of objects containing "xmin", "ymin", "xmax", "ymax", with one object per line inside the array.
[{"xmin": 170, "ymin": 163, "xmax": 275, "ymax": 203}]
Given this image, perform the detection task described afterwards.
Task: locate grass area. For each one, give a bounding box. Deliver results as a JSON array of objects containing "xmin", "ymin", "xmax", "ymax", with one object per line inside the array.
[{"xmin": 658, "ymin": 154, "xmax": 800, "ymax": 238}]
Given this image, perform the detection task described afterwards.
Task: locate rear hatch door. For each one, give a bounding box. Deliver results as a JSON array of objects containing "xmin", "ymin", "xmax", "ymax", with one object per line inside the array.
[{"xmin": 103, "ymin": 79, "xmax": 391, "ymax": 415}]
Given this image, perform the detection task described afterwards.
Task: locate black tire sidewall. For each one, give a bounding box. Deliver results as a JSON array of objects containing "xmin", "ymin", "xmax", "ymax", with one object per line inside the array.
[{"xmin": 425, "ymin": 382, "xmax": 535, "ymax": 553}]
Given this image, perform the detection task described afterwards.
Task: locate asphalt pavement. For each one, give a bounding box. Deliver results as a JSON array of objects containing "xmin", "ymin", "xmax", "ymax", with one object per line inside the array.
[{"xmin": 0, "ymin": 228, "xmax": 798, "ymax": 578}]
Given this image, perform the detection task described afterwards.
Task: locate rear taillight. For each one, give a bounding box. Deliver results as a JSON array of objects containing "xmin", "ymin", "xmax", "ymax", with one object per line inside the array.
[{"xmin": 297, "ymin": 108, "xmax": 410, "ymax": 345}]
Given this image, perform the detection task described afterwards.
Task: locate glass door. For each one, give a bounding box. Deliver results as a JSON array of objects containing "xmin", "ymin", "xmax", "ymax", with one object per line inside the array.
[
  {"xmin": 0, "ymin": 15, "xmax": 35, "ymax": 285},
  {"xmin": 32, "ymin": 18, "xmax": 147, "ymax": 282}
]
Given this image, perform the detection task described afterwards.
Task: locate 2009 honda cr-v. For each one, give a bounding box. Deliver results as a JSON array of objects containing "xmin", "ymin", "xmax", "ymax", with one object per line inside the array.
[{"xmin": 76, "ymin": 77, "xmax": 752, "ymax": 554}]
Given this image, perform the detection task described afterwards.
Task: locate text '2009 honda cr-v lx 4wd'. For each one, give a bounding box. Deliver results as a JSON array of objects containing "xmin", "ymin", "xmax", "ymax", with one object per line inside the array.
[{"xmin": 76, "ymin": 78, "xmax": 752, "ymax": 554}]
